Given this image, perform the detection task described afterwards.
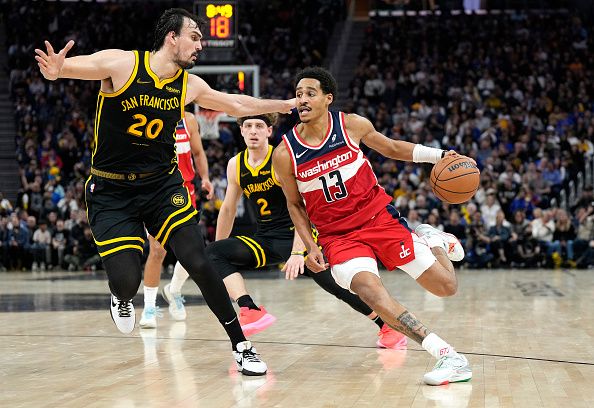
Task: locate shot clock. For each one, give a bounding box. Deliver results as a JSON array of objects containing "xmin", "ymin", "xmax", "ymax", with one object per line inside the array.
[{"xmin": 196, "ymin": 1, "xmax": 237, "ymax": 48}]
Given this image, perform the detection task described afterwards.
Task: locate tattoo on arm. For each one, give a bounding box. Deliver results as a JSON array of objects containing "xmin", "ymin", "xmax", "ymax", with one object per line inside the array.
[{"xmin": 393, "ymin": 311, "xmax": 430, "ymax": 344}]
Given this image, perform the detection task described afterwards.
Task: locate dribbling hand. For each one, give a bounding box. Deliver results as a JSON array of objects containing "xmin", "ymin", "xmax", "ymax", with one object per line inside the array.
[
  {"xmin": 305, "ymin": 247, "xmax": 329, "ymax": 273},
  {"xmin": 443, "ymin": 150, "xmax": 477, "ymax": 166},
  {"xmin": 35, "ymin": 40, "xmax": 75, "ymax": 81}
]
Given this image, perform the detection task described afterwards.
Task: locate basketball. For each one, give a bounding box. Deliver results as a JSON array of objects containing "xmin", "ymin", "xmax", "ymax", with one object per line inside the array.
[{"xmin": 430, "ymin": 155, "xmax": 480, "ymax": 204}]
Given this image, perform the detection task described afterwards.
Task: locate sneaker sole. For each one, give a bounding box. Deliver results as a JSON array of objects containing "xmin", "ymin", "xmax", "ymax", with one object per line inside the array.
[
  {"xmin": 241, "ymin": 314, "xmax": 277, "ymax": 336},
  {"xmin": 424, "ymin": 371, "xmax": 473, "ymax": 386},
  {"xmin": 139, "ymin": 320, "xmax": 157, "ymax": 329},
  {"xmin": 240, "ymin": 367, "xmax": 267, "ymax": 376},
  {"xmin": 376, "ymin": 337, "xmax": 408, "ymax": 350},
  {"xmin": 442, "ymin": 232, "xmax": 464, "ymax": 261}
]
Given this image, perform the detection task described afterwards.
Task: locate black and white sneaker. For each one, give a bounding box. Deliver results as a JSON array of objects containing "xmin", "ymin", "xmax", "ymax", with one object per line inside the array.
[
  {"xmin": 233, "ymin": 341, "xmax": 267, "ymax": 376},
  {"xmin": 110, "ymin": 294, "xmax": 135, "ymax": 334}
]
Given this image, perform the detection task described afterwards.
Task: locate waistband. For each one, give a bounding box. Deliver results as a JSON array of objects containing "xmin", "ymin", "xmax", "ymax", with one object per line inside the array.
[{"xmin": 90, "ymin": 166, "xmax": 167, "ymax": 181}]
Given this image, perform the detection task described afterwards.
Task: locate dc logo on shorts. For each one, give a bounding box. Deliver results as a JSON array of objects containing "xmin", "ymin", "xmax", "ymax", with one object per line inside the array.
[{"xmin": 171, "ymin": 193, "xmax": 186, "ymax": 207}]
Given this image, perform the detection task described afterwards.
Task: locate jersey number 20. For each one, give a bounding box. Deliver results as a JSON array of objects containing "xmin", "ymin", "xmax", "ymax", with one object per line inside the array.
[
  {"xmin": 127, "ymin": 114, "xmax": 164, "ymax": 139},
  {"xmin": 319, "ymin": 170, "xmax": 348, "ymax": 202}
]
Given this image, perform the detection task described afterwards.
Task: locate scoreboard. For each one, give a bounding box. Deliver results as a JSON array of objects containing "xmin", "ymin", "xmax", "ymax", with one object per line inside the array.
[{"xmin": 196, "ymin": 1, "xmax": 237, "ymax": 48}]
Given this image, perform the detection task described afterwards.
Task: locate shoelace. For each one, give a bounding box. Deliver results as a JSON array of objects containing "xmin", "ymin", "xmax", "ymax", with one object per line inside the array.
[
  {"xmin": 145, "ymin": 307, "xmax": 163, "ymax": 318},
  {"xmin": 173, "ymin": 295, "xmax": 185, "ymax": 309},
  {"xmin": 118, "ymin": 300, "xmax": 132, "ymax": 317},
  {"xmin": 241, "ymin": 348, "xmax": 261, "ymax": 363}
]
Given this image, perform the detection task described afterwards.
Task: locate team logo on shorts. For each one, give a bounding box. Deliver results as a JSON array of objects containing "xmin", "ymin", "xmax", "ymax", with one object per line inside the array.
[{"xmin": 171, "ymin": 193, "xmax": 186, "ymax": 207}]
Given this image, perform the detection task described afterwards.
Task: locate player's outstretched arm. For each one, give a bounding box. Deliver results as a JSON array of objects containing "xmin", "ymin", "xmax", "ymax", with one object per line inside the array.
[
  {"xmin": 186, "ymin": 75, "xmax": 295, "ymax": 117},
  {"xmin": 272, "ymin": 145, "xmax": 328, "ymax": 273},
  {"xmin": 348, "ymin": 114, "xmax": 465, "ymax": 164},
  {"xmin": 186, "ymin": 112, "xmax": 213, "ymax": 199},
  {"xmin": 35, "ymin": 40, "xmax": 131, "ymax": 81},
  {"xmin": 215, "ymin": 157, "xmax": 243, "ymax": 241}
]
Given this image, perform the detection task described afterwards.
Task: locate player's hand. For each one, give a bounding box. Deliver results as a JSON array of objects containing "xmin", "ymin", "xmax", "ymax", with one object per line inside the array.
[
  {"xmin": 201, "ymin": 179, "xmax": 214, "ymax": 200},
  {"xmin": 443, "ymin": 150, "xmax": 477, "ymax": 166},
  {"xmin": 35, "ymin": 40, "xmax": 75, "ymax": 81},
  {"xmin": 282, "ymin": 254, "xmax": 305, "ymax": 280},
  {"xmin": 304, "ymin": 247, "xmax": 329, "ymax": 273}
]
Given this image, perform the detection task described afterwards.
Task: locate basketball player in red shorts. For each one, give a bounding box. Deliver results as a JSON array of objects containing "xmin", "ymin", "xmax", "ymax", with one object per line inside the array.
[
  {"xmin": 139, "ymin": 109, "xmax": 213, "ymax": 328},
  {"xmin": 273, "ymin": 67, "xmax": 473, "ymax": 386}
]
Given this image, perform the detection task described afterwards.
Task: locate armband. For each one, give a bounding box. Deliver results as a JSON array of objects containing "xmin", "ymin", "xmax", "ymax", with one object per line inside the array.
[{"xmin": 412, "ymin": 144, "xmax": 444, "ymax": 164}]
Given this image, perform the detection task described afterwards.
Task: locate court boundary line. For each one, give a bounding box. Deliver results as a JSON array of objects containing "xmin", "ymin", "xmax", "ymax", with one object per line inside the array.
[{"xmin": 2, "ymin": 333, "xmax": 593, "ymax": 367}]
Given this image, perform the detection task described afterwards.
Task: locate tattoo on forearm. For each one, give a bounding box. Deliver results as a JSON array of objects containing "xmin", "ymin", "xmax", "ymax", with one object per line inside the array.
[{"xmin": 393, "ymin": 311, "xmax": 430, "ymax": 344}]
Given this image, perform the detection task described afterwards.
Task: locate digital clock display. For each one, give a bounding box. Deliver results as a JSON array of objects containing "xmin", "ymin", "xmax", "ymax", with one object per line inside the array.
[{"xmin": 196, "ymin": 1, "xmax": 237, "ymax": 48}]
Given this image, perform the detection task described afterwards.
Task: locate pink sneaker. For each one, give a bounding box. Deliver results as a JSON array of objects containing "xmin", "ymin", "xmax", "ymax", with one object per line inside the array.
[
  {"xmin": 239, "ymin": 306, "xmax": 276, "ymax": 336},
  {"xmin": 376, "ymin": 324, "xmax": 408, "ymax": 349}
]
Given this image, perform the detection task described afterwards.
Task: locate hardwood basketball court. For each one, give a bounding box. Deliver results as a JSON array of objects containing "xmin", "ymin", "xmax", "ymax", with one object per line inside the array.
[{"xmin": 1, "ymin": 267, "xmax": 593, "ymax": 407}]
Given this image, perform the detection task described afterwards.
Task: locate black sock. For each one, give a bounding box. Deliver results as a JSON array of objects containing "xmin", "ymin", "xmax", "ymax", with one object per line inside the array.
[
  {"xmin": 236, "ymin": 294, "xmax": 260, "ymax": 310},
  {"xmin": 221, "ymin": 316, "xmax": 247, "ymax": 350},
  {"xmin": 373, "ymin": 315, "xmax": 385, "ymax": 329}
]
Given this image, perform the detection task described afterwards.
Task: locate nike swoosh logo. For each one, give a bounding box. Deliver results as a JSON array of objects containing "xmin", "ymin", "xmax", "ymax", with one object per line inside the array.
[
  {"xmin": 111, "ymin": 299, "xmax": 117, "ymax": 307},
  {"xmin": 224, "ymin": 316, "xmax": 238, "ymax": 325},
  {"xmin": 241, "ymin": 172, "xmax": 250, "ymax": 177},
  {"xmin": 136, "ymin": 79, "xmax": 151, "ymax": 84},
  {"xmin": 295, "ymin": 149, "xmax": 309, "ymax": 158},
  {"xmin": 296, "ymin": 150, "xmax": 308, "ymax": 159}
]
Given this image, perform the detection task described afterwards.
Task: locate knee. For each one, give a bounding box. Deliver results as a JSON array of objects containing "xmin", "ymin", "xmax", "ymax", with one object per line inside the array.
[
  {"xmin": 435, "ymin": 279, "xmax": 457, "ymax": 297},
  {"xmin": 351, "ymin": 275, "xmax": 383, "ymax": 308},
  {"xmin": 149, "ymin": 240, "xmax": 167, "ymax": 262}
]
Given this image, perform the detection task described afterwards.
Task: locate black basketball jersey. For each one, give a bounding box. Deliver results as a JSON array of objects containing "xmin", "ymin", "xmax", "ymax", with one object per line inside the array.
[
  {"xmin": 92, "ymin": 50, "xmax": 188, "ymax": 174},
  {"xmin": 236, "ymin": 146, "xmax": 293, "ymax": 236}
]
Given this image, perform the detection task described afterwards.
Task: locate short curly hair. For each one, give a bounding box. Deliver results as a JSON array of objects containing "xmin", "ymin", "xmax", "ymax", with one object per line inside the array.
[{"xmin": 294, "ymin": 67, "xmax": 337, "ymax": 97}]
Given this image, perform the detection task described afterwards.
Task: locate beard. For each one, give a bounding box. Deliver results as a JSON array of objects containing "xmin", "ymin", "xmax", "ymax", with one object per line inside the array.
[
  {"xmin": 174, "ymin": 50, "xmax": 198, "ymax": 69},
  {"xmin": 175, "ymin": 58, "xmax": 195, "ymax": 69}
]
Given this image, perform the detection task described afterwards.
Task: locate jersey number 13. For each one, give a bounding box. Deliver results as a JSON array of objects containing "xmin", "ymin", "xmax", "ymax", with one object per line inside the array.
[{"xmin": 319, "ymin": 170, "xmax": 348, "ymax": 203}]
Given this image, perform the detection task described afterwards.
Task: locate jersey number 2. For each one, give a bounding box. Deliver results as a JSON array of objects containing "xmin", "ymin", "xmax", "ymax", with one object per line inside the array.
[
  {"xmin": 319, "ymin": 170, "xmax": 348, "ymax": 202},
  {"xmin": 256, "ymin": 198, "xmax": 272, "ymax": 216}
]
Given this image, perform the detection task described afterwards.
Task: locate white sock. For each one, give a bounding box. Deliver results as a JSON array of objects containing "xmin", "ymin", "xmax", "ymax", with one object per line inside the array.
[
  {"xmin": 143, "ymin": 286, "xmax": 158, "ymax": 308},
  {"xmin": 422, "ymin": 333, "xmax": 456, "ymax": 360},
  {"xmin": 170, "ymin": 261, "xmax": 189, "ymax": 294}
]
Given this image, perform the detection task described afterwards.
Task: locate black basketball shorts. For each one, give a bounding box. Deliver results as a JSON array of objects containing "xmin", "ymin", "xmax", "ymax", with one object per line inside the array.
[{"xmin": 85, "ymin": 170, "xmax": 197, "ymax": 259}]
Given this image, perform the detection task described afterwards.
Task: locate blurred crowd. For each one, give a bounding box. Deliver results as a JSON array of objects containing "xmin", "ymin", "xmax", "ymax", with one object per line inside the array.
[
  {"xmin": 345, "ymin": 11, "xmax": 594, "ymax": 268},
  {"xmin": 2, "ymin": 2, "xmax": 594, "ymax": 271}
]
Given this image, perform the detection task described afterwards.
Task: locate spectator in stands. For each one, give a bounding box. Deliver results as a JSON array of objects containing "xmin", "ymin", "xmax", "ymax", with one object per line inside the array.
[
  {"xmin": 465, "ymin": 211, "xmax": 493, "ymax": 268},
  {"xmin": 575, "ymin": 205, "xmax": 594, "ymax": 268},
  {"xmin": 550, "ymin": 209, "xmax": 577, "ymax": 267},
  {"xmin": 487, "ymin": 211, "xmax": 512, "ymax": 266},
  {"xmin": 51, "ymin": 219, "xmax": 69, "ymax": 270},
  {"xmin": 531, "ymin": 208, "xmax": 556, "ymax": 265},
  {"xmin": 480, "ymin": 189, "xmax": 501, "ymax": 229},
  {"xmin": 31, "ymin": 220, "xmax": 51, "ymax": 271}
]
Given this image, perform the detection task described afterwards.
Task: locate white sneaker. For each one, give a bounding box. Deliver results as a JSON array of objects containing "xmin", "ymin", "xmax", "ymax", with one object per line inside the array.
[
  {"xmin": 423, "ymin": 353, "xmax": 472, "ymax": 386},
  {"xmin": 233, "ymin": 341, "xmax": 267, "ymax": 376},
  {"xmin": 110, "ymin": 294, "xmax": 135, "ymax": 334},
  {"xmin": 32, "ymin": 262, "xmax": 38, "ymax": 272},
  {"xmin": 139, "ymin": 306, "xmax": 162, "ymax": 329},
  {"xmin": 415, "ymin": 224, "xmax": 465, "ymax": 262},
  {"xmin": 162, "ymin": 283, "xmax": 186, "ymax": 321}
]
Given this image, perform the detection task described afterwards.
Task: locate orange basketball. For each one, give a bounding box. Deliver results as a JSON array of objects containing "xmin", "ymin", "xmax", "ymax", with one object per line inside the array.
[{"xmin": 429, "ymin": 155, "xmax": 480, "ymax": 204}]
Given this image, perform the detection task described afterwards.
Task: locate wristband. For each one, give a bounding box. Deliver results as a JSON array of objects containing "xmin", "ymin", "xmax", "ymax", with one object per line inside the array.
[
  {"xmin": 412, "ymin": 144, "xmax": 444, "ymax": 164},
  {"xmin": 291, "ymin": 251, "xmax": 306, "ymax": 256}
]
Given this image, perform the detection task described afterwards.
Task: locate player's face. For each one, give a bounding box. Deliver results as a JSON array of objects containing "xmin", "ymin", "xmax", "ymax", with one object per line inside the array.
[
  {"xmin": 173, "ymin": 18, "xmax": 203, "ymax": 69},
  {"xmin": 240, "ymin": 119, "xmax": 271, "ymax": 150},
  {"xmin": 295, "ymin": 78, "xmax": 333, "ymax": 123}
]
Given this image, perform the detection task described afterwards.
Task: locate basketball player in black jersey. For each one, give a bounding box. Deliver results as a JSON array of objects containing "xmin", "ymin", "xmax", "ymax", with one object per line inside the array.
[
  {"xmin": 166, "ymin": 113, "xmax": 407, "ymax": 348},
  {"xmin": 34, "ymin": 8, "xmax": 293, "ymax": 376}
]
